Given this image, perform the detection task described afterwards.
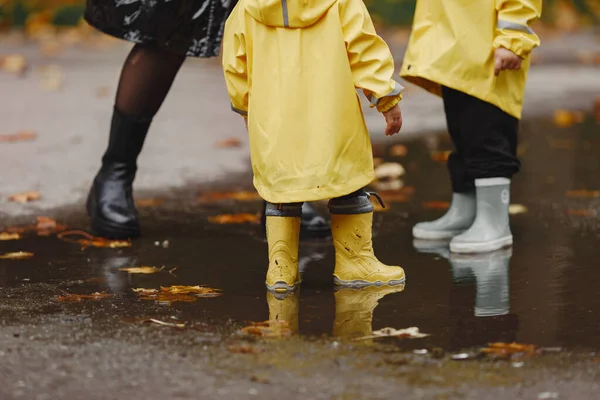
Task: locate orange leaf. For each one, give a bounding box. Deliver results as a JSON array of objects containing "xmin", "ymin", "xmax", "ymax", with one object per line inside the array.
[
  {"xmin": 422, "ymin": 201, "xmax": 450, "ymax": 210},
  {"xmin": 566, "ymin": 209, "xmax": 594, "ymax": 217},
  {"xmin": 160, "ymin": 285, "xmax": 221, "ymax": 297},
  {"xmin": 58, "ymin": 230, "xmax": 131, "ymax": 248},
  {"xmin": 0, "ymin": 251, "xmax": 33, "ymax": 260},
  {"xmin": 0, "ymin": 232, "xmax": 21, "ymax": 241},
  {"xmin": 240, "ymin": 320, "xmax": 292, "ymax": 338},
  {"xmin": 36, "ymin": 216, "xmax": 67, "ymax": 236},
  {"xmin": 553, "ymin": 110, "xmax": 584, "ymax": 128},
  {"xmin": 566, "ymin": 189, "xmax": 600, "ymax": 198},
  {"xmin": 120, "ymin": 266, "xmax": 163, "ymax": 274},
  {"xmin": 208, "ymin": 213, "xmax": 260, "ymax": 224},
  {"xmin": 482, "ymin": 342, "xmax": 536, "ymax": 357},
  {"xmin": 135, "ymin": 198, "xmax": 165, "ymax": 207},
  {"xmin": 1, "ymin": 54, "xmax": 27, "ymax": 75},
  {"xmin": 0, "ymin": 130, "xmax": 37, "ymax": 143},
  {"xmin": 8, "ymin": 191, "xmax": 41, "ymax": 203},
  {"xmin": 57, "ymin": 292, "xmax": 113, "ymax": 303},
  {"xmin": 389, "ymin": 144, "xmax": 408, "ymax": 157},
  {"xmin": 430, "ymin": 150, "xmax": 451, "ymax": 163},
  {"xmin": 198, "ymin": 191, "xmax": 261, "ymax": 202},
  {"xmin": 216, "ymin": 137, "xmax": 242, "ymax": 148}
]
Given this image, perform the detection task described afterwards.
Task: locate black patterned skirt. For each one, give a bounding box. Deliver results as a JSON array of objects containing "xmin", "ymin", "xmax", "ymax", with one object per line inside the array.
[{"xmin": 84, "ymin": 0, "xmax": 234, "ymax": 58}]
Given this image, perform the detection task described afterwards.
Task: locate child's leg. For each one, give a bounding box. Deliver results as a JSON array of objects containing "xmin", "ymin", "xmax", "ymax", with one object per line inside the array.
[
  {"xmin": 329, "ymin": 190, "xmax": 405, "ymax": 287},
  {"xmin": 448, "ymin": 91, "xmax": 519, "ymax": 253},
  {"xmin": 265, "ymin": 202, "xmax": 302, "ymax": 292},
  {"xmin": 412, "ymin": 87, "xmax": 477, "ymax": 240}
]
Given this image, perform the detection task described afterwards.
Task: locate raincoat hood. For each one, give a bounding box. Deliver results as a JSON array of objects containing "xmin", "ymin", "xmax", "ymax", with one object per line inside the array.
[{"xmin": 244, "ymin": 0, "xmax": 338, "ymax": 28}]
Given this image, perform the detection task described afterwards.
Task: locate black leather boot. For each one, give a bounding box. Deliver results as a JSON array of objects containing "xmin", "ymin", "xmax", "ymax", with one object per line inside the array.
[
  {"xmin": 260, "ymin": 201, "xmax": 331, "ymax": 239},
  {"xmin": 86, "ymin": 108, "xmax": 151, "ymax": 239}
]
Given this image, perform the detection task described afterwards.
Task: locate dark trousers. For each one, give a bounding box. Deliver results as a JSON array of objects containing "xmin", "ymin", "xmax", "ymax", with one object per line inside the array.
[{"xmin": 442, "ymin": 86, "xmax": 520, "ymax": 193}]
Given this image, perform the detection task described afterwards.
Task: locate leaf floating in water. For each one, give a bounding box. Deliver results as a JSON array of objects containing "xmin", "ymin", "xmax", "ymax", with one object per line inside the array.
[
  {"xmin": 198, "ymin": 191, "xmax": 261, "ymax": 203},
  {"xmin": 120, "ymin": 266, "xmax": 163, "ymax": 275},
  {"xmin": 208, "ymin": 213, "xmax": 260, "ymax": 224},
  {"xmin": 565, "ymin": 189, "xmax": 600, "ymax": 198},
  {"xmin": 422, "ymin": 201, "xmax": 450, "ymax": 210},
  {"xmin": 0, "ymin": 232, "xmax": 21, "ymax": 241},
  {"xmin": 353, "ymin": 326, "xmax": 430, "ymax": 341},
  {"xmin": 0, "ymin": 251, "xmax": 34, "ymax": 260},
  {"xmin": 58, "ymin": 230, "xmax": 131, "ymax": 248},
  {"xmin": 566, "ymin": 209, "xmax": 594, "ymax": 217},
  {"xmin": 36, "ymin": 216, "xmax": 67, "ymax": 236},
  {"xmin": 160, "ymin": 285, "xmax": 221, "ymax": 297},
  {"xmin": 0, "ymin": 130, "xmax": 37, "ymax": 144},
  {"xmin": 132, "ymin": 288, "xmax": 159, "ymax": 294},
  {"xmin": 8, "ymin": 191, "xmax": 41, "ymax": 203},
  {"xmin": 57, "ymin": 292, "xmax": 113, "ymax": 303},
  {"xmin": 481, "ymin": 342, "xmax": 536, "ymax": 357},
  {"xmin": 240, "ymin": 320, "xmax": 292, "ymax": 338},
  {"xmin": 509, "ymin": 204, "xmax": 528, "ymax": 215},
  {"xmin": 133, "ymin": 285, "xmax": 221, "ymax": 305},
  {"xmin": 145, "ymin": 319, "xmax": 185, "ymax": 328}
]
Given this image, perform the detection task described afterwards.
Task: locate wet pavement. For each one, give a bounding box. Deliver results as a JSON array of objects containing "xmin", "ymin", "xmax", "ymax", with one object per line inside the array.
[{"xmin": 2, "ymin": 113, "xmax": 600, "ymax": 398}]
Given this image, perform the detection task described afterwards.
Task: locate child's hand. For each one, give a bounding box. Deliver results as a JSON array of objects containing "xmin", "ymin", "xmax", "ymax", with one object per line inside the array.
[
  {"xmin": 494, "ymin": 47, "xmax": 522, "ymax": 76},
  {"xmin": 383, "ymin": 104, "xmax": 402, "ymax": 136}
]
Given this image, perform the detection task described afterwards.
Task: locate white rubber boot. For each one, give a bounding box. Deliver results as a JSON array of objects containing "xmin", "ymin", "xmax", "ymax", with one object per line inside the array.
[
  {"xmin": 450, "ymin": 178, "xmax": 513, "ymax": 254},
  {"xmin": 413, "ymin": 191, "xmax": 476, "ymax": 240}
]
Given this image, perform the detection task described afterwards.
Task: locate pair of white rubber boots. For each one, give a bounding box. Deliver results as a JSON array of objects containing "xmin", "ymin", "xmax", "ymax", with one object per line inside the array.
[{"xmin": 413, "ymin": 178, "xmax": 513, "ymax": 253}]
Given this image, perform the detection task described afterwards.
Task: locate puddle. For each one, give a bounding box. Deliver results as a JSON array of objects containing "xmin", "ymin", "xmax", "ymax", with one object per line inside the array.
[{"xmin": 1, "ymin": 116, "xmax": 600, "ymax": 351}]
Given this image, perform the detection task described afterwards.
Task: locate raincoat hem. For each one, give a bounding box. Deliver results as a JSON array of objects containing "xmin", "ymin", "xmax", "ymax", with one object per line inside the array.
[
  {"xmin": 231, "ymin": 104, "xmax": 248, "ymax": 116},
  {"xmin": 255, "ymin": 172, "xmax": 375, "ymax": 204}
]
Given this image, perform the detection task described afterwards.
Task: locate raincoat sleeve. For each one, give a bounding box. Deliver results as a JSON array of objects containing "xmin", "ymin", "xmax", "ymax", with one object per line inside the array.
[
  {"xmin": 222, "ymin": 6, "xmax": 249, "ymax": 118},
  {"xmin": 340, "ymin": 0, "xmax": 403, "ymax": 113},
  {"xmin": 494, "ymin": 0, "xmax": 542, "ymax": 58}
]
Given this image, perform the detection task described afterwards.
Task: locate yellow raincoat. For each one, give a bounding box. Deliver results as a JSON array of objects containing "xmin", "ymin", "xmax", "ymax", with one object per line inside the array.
[
  {"xmin": 400, "ymin": 0, "xmax": 542, "ymax": 119},
  {"xmin": 222, "ymin": 0, "xmax": 402, "ymax": 204}
]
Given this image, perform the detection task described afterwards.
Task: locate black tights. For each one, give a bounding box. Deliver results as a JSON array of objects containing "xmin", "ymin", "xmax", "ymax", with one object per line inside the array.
[{"xmin": 115, "ymin": 44, "xmax": 186, "ymax": 119}]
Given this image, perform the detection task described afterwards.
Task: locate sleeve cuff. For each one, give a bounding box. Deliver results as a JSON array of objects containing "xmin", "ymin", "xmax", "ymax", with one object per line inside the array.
[
  {"xmin": 367, "ymin": 81, "xmax": 404, "ymax": 107},
  {"xmin": 376, "ymin": 93, "xmax": 402, "ymax": 113}
]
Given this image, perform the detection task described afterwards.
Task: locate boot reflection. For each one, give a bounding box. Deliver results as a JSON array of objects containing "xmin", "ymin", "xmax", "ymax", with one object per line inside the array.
[
  {"xmin": 333, "ymin": 285, "xmax": 405, "ymax": 343},
  {"xmin": 266, "ymin": 289, "xmax": 300, "ymax": 335},
  {"xmin": 99, "ymin": 254, "xmax": 139, "ymax": 295},
  {"xmin": 412, "ymin": 239, "xmax": 451, "ymax": 260}
]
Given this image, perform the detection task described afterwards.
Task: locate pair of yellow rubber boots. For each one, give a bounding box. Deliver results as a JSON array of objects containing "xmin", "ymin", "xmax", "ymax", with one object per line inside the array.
[{"xmin": 265, "ymin": 212, "xmax": 405, "ymax": 292}]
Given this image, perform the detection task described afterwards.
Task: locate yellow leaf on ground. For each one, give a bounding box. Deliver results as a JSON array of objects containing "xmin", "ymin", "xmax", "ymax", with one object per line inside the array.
[
  {"xmin": 160, "ymin": 285, "xmax": 221, "ymax": 297},
  {"xmin": 553, "ymin": 110, "xmax": 584, "ymax": 128},
  {"xmin": 240, "ymin": 320, "xmax": 292, "ymax": 338},
  {"xmin": 0, "ymin": 252, "xmax": 34, "ymax": 260},
  {"xmin": 8, "ymin": 191, "xmax": 41, "ymax": 203},
  {"xmin": 482, "ymin": 342, "xmax": 536, "ymax": 357},
  {"xmin": 58, "ymin": 230, "xmax": 131, "ymax": 248},
  {"xmin": 509, "ymin": 204, "xmax": 528, "ymax": 215},
  {"xmin": 1, "ymin": 54, "xmax": 27, "ymax": 75},
  {"xmin": 145, "ymin": 319, "xmax": 185, "ymax": 328},
  {"xmin": 120, "ymin": 266, "xmax": 164, "ymax": 274},
  {"xmin": 208, "ymin": 213, "xmax": 260, "ymax": 224},
  {"xmin": 0, "ymin": 232, "xmax": 21, "ymax": 241},
  {"xmin": 57, "ymin": 292, "xmax": 113, "ymax": 303}
]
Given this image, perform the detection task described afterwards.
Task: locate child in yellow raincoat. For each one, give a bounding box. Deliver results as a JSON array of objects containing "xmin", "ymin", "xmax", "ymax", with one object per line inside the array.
[
  {"xmin": 401, "ymin": 0, "xmax": 542, "ymax": 254},
  {"xmin": 222, "ymin": 0, "xmax": 406, "ymax": 292}
]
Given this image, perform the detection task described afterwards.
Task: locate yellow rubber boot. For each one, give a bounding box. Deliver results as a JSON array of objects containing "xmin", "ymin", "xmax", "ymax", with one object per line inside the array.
[
  {"xmin": 331, "ymin": 212, "xmax": 405, "ymax": 287},
  {"xmin": 333, "ymin": 285, "xmax": 405, "ymax": 342},
  {"xmin": 265, "ymin": 216, "xmax": 301, "ymax": 293},
  {"xmin": 267, "ymin": 290, "xmax": 300, "ymax": 335}
]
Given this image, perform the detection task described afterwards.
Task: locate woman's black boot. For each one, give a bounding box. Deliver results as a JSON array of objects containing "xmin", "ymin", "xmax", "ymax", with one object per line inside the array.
[{"xmin": 86, "ymin": 108, "xmax": 151, "ymax": 239}]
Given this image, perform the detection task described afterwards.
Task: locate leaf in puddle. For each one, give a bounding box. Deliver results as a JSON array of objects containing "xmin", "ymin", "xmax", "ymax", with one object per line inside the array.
[
  {"xmin": 430, "ymin": 150, "xmax": 452, "ymax": 163},
  {"xmin": 138, "ymin": 292, "xmax": 199, "ymax": 305},
  {"xmin": 198, "ymin": 191, "xmax": 261, "ymax": 202},
  {"xmin": 354, "ymin": 326, "xmax": 430, "ymax": 341},
  {"xmin": 389, "ymin": 144, "xmax": 408, "ymax": 157},
  {"xmin": 36, "ymin": 216, "xmax": 67, "ymax": 236},
  {"xmin": 208, "ymin": 213, "xmax": 260, "ymax": 224},
  {"xmin": 0, "ymin": 251, "xmax": 34, "ymax": 260},
  {"xmin": 160, "ymin": 285, "xmax": 222, "ymax": 297},
  {"xmin": 422, "ymin": 201, "xmax": 450, "ymax": 210},
  {"xmin": 0, "ymin": 130, "xmax": 37, "ymax": 143},
  {"xmin": 565, "ymin": 189, "xmax": 600, "ymax": 198},
  {"xmin": 132, "ymin": 288, "xmax": 159, "ymax": 294},
  {"xmin": 481, "ymin": 342, "xmax": 536, "ymax": 357},
  {"xmin": 0, "ymin": 232, "xmax": 21, "ymax": 241},
  {"xmin": 240, "ymin": 320, "xmax": 292, "ymax": 338},
  {"xmin": 135, "ymin": 198, "xmax": 165, "ymax": 207},
  {"xmin": 509, "ymin": 204, "xmax": 528, "ymax": 215},
  {"xmin": 8, "ymin": 191, "xmax": 41, "ymax": 203},
  {"xmin": 553, "ymin": 109, "xmax": 584, "ymax": 128},
  {"xmin": 57, "ymin": 292, "xmax": 113, "ymax": 303},
  {"xmin": 120, "ymin": 266, "xmax": 164, "ymax": 274},
  {"xmin": 216, "ymin": 137, "xmax": 242, "ymax": 148},
  {"xmin": 566, "ymin": 209, "xmax": 594, "ymax": 217},
  {"xmin": 144, "ymin": 319, "xmax": 185, "ymax": 328},
  {"xmin": 58, "ymin": 230, "xmax": 132, "ymax": 249}
]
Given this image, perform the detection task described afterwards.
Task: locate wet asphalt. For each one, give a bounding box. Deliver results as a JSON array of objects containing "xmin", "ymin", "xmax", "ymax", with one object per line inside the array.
[{"xmin": 1, "ymin": 115, "xmax": 600, "ymax": 399}]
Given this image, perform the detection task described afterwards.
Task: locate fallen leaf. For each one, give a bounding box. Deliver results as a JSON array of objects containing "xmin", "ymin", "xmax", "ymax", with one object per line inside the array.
[
  {"xmin": 389, "ymin": 144, "xmax": 408, "ymax": 157},
  {"xmin": 36, "ymin": 216, "xmax": 67, "ymax": 236},
  {"xmin": 58, "ymin": 230, "xmax": 132, "ymax": 248},
  {"xmin": 0, "ymin": 232, "xmax": 21, "ymax": 241},
  {"xmin": 138, "ymin": 292, "xmax": 198, "ymax": 304},
  {"xmin": 198, "ymin": 191, "xmax": 261, "ymax": 202},
  {"xmin": 144, "ymin": 319, "xmax": 185, "ymax": 328},
  {"xmin": 160, "ymin": 285, "xmax": 221, "ymax": 297},
  {"xmin": 120, "ymin": 266, "xmax": 164, "ymax": 274},
  {"xmin": 422, "ymin": 201, "xmax": 450, "ymax": 210},
  {"xmin": 57, "ymin": 292, "xmax": 113, "ymax": 303},
  {"xmin": 96, "ymin": 86, "xmax": 110, "ymax": 98},
  {"xmin": 566, "ymin": 209, "xmax": 594, "ymax": 217},
  {"xmin": 509, "ymin": 204, "xmax": 528, "ymax": 215},
  {"xmin": 481, "ymin": 342, "xmax": 536, "ymax": 357},
  {"xmin": 8, "ymin": 191, "xmax": 41, "ymax": 203},
  {"xmin": 354, "ymin": 327, "xmax": 430, "ymax": 341},
  {"xmin": 0, "ymin": 130, "xmax": 37, "ymax": 143},
  {"xmin": 39, "ymin": 65, "xmax": 64, "ymax": 91},
  {"xmin": 132, "ymin": 288, "xmax": 159, "ymax": 294},
  {"xmin": 134, "ymin": 285, "xmax": 221, "ymax": 305},
  {"xmin": 135, "ymin": 198, "xmax": 165, "ymax": 207},
  {"xmin": 565, "ymin": 189, "xmax": 600, "ymax": 198},
  {"xmin": 229, "ymin": 344, "xmax": 262, "ymax": 354},
  {"xmin": 0, "ymin": 251, "xmax": 34, "ymax": 260},
  {"xmin": 374, "ymin": 162, "xmax": 405, "ymax": 181},
  {"xmin": 431, "ymin": 150, "xmax": 452, "ymax": 163},
  {"xmin": 216, "ymin": 137, "xmax": 242, "ymax": 148},
  {"xmin": 240, "ymin": 321, "xmax": 292, "ymax": 338},
  {"xmin": 208, "ymin": 213, "xmax": 260, "ymax": 224},
  {"xmin": 1, "ymin": 54, "xmax": 27, "ymax": 75},
  {"xmin": 553, "ymin": 110, "xmax": 584, "ymax": 128}
]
